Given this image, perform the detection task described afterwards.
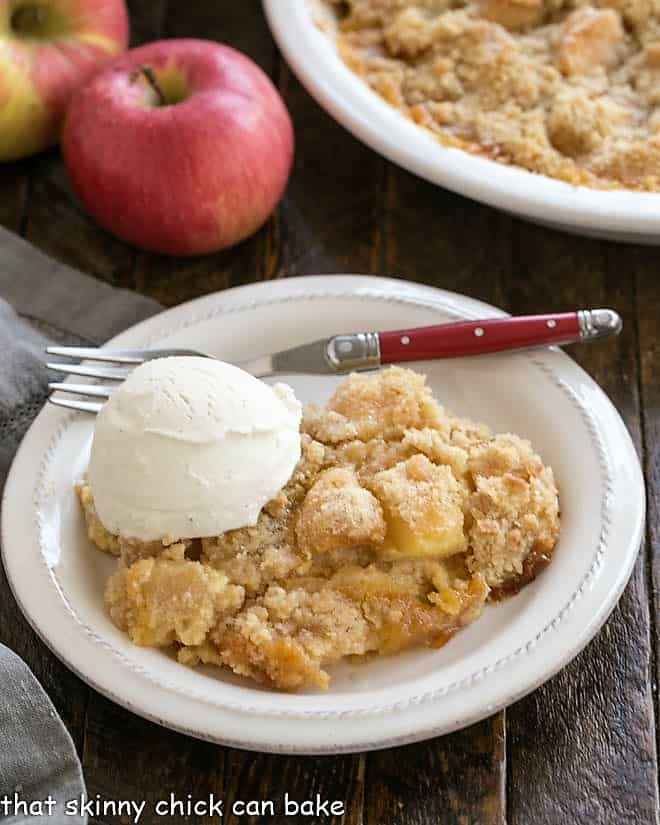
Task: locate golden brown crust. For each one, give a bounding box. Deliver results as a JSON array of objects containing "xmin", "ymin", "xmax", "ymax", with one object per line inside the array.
[
  {"xmin": 370, "ymin": 455, "xmax": 468, "ymax": 559},
  {"xmin": 296, "ymin": 467, "xmax": 387, "ymax": 555},
  {"xmin": 105, "ymin": 558, "xmax": 244, "ymax": 647},
  {"xmin": 324, "ymin": 0, "xmax": 660, "ymax": 191},
  {"xmin": 464, "ymin": 433, "xmax": 560, "ymax": 587},
  {"xmin": 78, "ymin": 367, "xmax": 560, "ymax": 691}
]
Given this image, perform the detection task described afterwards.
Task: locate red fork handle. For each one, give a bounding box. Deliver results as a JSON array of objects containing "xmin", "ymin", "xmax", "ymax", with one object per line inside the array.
[{"xmin": 378, "ymin": 313, "xmax": 581, "ymax": 363}]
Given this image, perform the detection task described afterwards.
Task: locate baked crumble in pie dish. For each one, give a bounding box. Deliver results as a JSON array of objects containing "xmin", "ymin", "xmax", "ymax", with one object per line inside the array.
[
  {"xmin": 77, "ymin": 367, "xmax": 560, "ymax": 691},
  {"xmin": 322, "ymin": 0, "xmax": 660, "ymax": 191}
]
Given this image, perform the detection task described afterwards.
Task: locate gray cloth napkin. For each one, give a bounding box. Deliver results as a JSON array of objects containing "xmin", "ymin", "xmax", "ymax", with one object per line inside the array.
[{"xmin": 0, "ymin": 226, "xmax": 161, "ymax": 823}]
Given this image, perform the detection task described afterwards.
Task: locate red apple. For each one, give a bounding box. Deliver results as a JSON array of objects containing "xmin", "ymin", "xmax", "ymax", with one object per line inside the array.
[
  {"xmin": 0, "ymin": 0, "xmax": 128, "ymax": 162},
  {"xmin": 61, "ymin": 39, "xmax": 294, "ymax": 256}
]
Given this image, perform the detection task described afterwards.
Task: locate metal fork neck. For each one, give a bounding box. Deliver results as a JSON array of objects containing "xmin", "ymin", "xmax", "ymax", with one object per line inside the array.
[{"xmin": 325, "ymin": 332, "xmax": 381, "ymax": 372}]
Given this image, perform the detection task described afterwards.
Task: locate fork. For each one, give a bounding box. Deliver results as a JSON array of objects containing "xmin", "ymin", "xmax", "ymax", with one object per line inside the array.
[{"xmin": 46, "ymin": 307, "xmax": 622, "ymax": 413}]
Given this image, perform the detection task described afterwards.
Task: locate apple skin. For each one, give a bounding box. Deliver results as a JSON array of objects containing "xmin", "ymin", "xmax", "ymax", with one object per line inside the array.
[
  {"xmin": 61, "ymin": 39, "xmax": 295, "ymax": 256},
  {"xmin": 0, "ymin": 0, "xmax": 129, "ymax": 162}
]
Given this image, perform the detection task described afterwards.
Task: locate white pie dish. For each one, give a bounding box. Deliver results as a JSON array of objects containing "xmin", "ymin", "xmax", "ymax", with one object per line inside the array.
[
  {"xmin": 1, "ymin": 275, "xmax": 645, "ymax": 754},
  {"xmin": 263, "ymin": 0, "xmax": 660, "ymax": 245}
]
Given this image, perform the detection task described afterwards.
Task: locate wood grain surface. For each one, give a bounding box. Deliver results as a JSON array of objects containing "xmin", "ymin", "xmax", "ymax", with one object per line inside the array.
[{"xmin": 0, "ymin": 2, "xmax": 658, "ymax": 824}]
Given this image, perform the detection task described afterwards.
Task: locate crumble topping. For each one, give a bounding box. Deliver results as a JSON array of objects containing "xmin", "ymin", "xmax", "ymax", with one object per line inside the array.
[
  {"xmin": 77, "ymin": 367, "xmax": 560, "ymax": 690},
  {"xmin": 323, "ymin": 0, "xmax": 660, "ymax": 190}
]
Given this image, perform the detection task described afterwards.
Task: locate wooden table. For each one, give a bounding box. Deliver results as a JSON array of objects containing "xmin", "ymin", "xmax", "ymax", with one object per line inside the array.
[{"xmin": 1, "ymin": 2, "xmax": 659, "ymax": 823}]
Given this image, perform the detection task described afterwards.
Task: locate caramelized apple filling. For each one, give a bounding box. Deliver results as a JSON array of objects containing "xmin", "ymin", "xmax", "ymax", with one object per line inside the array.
[
  {"xmin": 371, "ymin": 455, "xmax": 467, "ymax": 559},
  {"xmin": 78, "ymin": 367, "xmax": 560, "ymax": 690}
]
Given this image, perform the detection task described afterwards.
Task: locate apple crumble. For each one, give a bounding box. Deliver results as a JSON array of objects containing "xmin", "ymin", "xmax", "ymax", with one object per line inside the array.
[
  {"xmin": 322, "ymin": 0, "xmax": 660, "ymax": 190},
  {"xmin": 77, "ymin": 367, "xmax": 560, "ymax": 690}
]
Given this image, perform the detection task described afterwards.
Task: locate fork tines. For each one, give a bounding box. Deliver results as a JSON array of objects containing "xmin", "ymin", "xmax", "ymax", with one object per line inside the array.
[
  {"xmin": 45, "ymin": 345, "xmax": 208, "ymax": 414},
  {"xmin": 48, "ymin": 397, "xmax": 105, "ymax": 414},
  {"xmin": 47, "ymin": 362, "xmax": 132, "ymax": 381},
  {"xmin": 46, "ymin": 346, "xmax": 148, "ymax": 364},
  {"xmin": 46, "ymin": 348, "xmax": 137, "ymax": 414}
]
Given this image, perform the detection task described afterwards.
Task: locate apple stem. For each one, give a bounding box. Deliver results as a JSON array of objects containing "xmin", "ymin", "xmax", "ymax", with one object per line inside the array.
[
  {"xmin": 11, "ymin": 5, "xmax": 48, "ymax": 35},
  {"xmin": 139, "ymin": 65, "xmax": 167, "ymax": 107}
]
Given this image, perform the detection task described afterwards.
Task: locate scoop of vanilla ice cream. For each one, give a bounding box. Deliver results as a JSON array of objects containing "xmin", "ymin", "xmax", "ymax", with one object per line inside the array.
[{"xmin": 87, "ymin": 356, "xmax": 302, "ymax": 541}]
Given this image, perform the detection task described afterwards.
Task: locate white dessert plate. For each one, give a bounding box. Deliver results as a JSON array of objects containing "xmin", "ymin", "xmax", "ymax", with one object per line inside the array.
[
  {"xmin": 263, "ymin": 0, "xmax": 660, "ymax": 244},
  {"xmin": 1, "ymin": 276, "xmax": 645, "ymax": 754}
]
